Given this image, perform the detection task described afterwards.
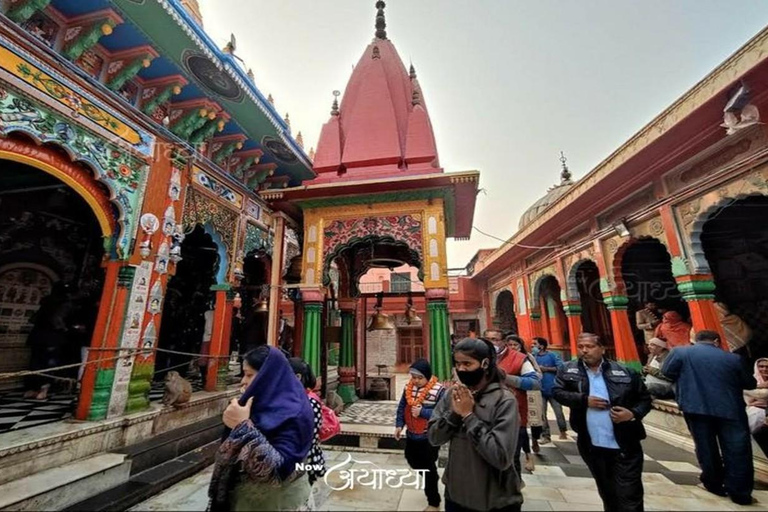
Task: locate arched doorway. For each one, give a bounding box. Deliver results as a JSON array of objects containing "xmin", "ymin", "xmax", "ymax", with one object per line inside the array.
[
  {"xmin": 156, "ymin": 225, "xmax": 219, "ymax": 383},
  {"xmin": 536, "ymin": 276, "xmax": 568, "ymax": 351},
  {"xmin": 236, "ymin": 253, "xmax": 270, "ymax": 355},
  {"xmin": 495, "ymin": 290, "xmax": 518, "ymax": 334},
  {"xmin": 0, "ymin": 160, "xmax": 105, "ymax": 421},
  {"xmin": 701, "ymin": 196, "xmax": 768, "ymax": 356},
  {"xmin": 574, "ymin": 261, "xmax": 613, "ymax": 354},
  {"xmin": 621, "ymin": 238, "xmax": 688, "ymax": 361}
]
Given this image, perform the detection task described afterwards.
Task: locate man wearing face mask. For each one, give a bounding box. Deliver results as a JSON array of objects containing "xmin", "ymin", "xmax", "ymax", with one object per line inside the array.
[
  {"xmin": 553, "ymin": 333, "xmax": 651, "ymax": 512},
  {"xmin": 428, "ymin": 338, "xmax": 522, "ymax": 512}
]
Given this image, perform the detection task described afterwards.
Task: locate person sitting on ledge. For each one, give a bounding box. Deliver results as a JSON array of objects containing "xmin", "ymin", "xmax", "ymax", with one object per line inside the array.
[{"xmin": 642, "ymin": 337, "xmax": 675, "ymax": 399}]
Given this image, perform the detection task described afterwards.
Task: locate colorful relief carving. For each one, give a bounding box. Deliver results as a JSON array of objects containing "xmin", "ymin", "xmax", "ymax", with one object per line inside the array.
[
  {"xmin": 181, "ymin": 187, "xmax": 239, "ymax": 261},
  {"xmin": 0, "ymin": 44, "xmax": 154, "ymax": 156},
  {"xmin": 0, "ymin": 87, "xmax": 146, "ymax": 258},
  {"xmin": 244, "ymin": 222, "xmax": 274, "ymax": 256},
  {"xmin": 322, "ymin": 215, "xmax": 424, "ymax": 264},
  {"xmin": 191, "ymin": 167, "xmax": 243, "ymax": 208}
]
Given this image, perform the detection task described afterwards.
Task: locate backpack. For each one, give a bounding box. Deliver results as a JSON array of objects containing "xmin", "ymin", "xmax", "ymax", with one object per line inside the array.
[{"xmin": 307, "ymin": 391, "xmax": 341, "ymax": 442}]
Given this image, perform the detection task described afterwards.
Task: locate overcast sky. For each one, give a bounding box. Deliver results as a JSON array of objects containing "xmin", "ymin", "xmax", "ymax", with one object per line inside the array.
[{"xmin": 197, "ymin": 0, "xmax": 768, "ymax": 268}]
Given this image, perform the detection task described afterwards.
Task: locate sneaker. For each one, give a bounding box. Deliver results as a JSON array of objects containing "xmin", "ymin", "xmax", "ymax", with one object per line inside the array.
[
  {"xmin": 532, "ymin": 439, "xmax": 540, "ymax": 453},
  {"xmin": 539, "ymin": 435, "xmax": 552, "ymax": 445},
  {"xmin": 559, "ymin": 432, "xmax": 569, "ymax": 440}
]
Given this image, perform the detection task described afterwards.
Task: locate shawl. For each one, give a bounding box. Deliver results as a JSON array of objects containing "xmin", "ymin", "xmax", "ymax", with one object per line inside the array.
[
  {"xmin": 208, "ymin": 347, "xmax": 314, "ymax": 511},
  {"xmin": 748, "ymin": 358, "xmax": 768, "ymax": 408},
  {"xmin": 715, "ymin": 302, "xmax": 752, "ymax": 351},
  {"xmin": 655, "ymin": 311, "xmax": 692, "ymax": 349}
]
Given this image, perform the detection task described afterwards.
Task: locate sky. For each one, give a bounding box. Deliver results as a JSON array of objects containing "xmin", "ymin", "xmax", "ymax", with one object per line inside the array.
[{"xmin": 196, "ymin": 0, "xmax": 768, "ymax": 269}]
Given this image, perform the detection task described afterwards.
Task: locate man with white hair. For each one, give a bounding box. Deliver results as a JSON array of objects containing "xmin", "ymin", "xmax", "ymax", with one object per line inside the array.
[{"xmin": 642, "ymin": 337, "xmax": 674, "ymax": 399}]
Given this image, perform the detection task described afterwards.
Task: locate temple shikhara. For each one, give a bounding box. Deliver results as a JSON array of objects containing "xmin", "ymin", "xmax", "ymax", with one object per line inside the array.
[{"xmin": 0, "ymin": 0, "xmax": 767, "ymax": 509}]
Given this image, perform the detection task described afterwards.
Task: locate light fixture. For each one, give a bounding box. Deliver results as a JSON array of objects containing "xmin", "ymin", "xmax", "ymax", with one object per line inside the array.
[{"xmin": 612, "ymin": 219, "xmax": 630, "ymax": 238}]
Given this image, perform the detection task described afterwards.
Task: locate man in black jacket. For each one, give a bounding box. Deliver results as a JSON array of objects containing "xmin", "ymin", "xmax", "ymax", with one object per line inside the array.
[{"xmin": 553, "ymin": 333, "xmax": 652, "ymax": 512}]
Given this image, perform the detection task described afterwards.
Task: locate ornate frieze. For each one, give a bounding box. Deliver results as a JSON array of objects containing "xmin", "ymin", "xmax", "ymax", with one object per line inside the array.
[
  {"xmin": 0, "ymin": 42, "xmax": 155, "ymax": 157},
  {"xmin": 0, "ymin": 87, "xmax": 147, "ymax": 258},
  {"xmin": 191, "ymin": 167, "xmax": 243, "ymax": 208},
  {"xmin": 182, "ymin": 187, "xmax": 239, "ymax": 266}
]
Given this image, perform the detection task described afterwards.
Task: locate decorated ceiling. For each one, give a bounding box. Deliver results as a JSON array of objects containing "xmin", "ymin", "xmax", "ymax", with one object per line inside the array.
[{"xmin": 2, "ymin": 0, "xmax": 314, "ymax": 187}]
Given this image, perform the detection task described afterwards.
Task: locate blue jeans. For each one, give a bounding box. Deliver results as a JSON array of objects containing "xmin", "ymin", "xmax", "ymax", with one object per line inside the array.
[
  {"xmin": 684, "ymin": 413, "xmax": 753, "ymax": 503},
  {"xmin": 541, "ymin": 394, "xmax": 567, "ymax": 437}
]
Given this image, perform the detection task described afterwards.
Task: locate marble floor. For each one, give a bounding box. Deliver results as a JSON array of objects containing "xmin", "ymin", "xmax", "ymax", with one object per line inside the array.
[{"xmin": 131, "ymin": 432, "xmax": 768, "ymax": 511}]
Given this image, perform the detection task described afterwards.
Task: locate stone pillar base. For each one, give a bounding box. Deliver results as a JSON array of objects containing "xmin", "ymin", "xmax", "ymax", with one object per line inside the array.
[{"xmin": 337, "ymin": 383, "xmax": 358, "ymax": 404}]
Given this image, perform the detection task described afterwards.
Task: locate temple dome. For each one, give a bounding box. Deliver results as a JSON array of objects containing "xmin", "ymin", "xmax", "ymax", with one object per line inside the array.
[
  {"xmin": 312, "ymin": 2, "xmax": 440, "ymax": 181},
  {"xmin": 518, "ymin": 155, "xmax": 574, "ymax": 230}
]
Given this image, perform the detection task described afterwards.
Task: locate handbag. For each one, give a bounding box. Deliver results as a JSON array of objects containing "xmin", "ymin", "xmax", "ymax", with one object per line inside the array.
[
  {"xmin": 308, "ymin": 391, "xmax": 341, "ymax": 442},
  {"xmin": 527, "ymin": 390, "xmax": 543, "ymax": 428}
]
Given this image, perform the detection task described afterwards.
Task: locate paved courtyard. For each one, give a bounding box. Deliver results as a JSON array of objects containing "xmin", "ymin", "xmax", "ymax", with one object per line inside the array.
[{"xmin": 132, "ymin": 423, "xmax": 768, "ymax": 511}]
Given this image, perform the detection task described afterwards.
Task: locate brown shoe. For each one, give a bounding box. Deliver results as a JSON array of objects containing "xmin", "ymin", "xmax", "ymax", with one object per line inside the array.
[
  {"xmin": 532, "ymin": 439, "xmax": 540, "ymax": 453},
  {"xmin": 559, "ymin": 431, "xmax": 569, "ymax": 440},
  {"xmin": 524, "ymin": 454, "xmax": 535, "ymax": 472}
]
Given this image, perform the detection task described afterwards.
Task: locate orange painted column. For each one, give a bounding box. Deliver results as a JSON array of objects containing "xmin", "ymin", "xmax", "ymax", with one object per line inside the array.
[
  {"xmin": 604, "ymin": 293, "xmax": 641, "ymax": 371},
  {"xmin": 76, "ymin": 262, "xmax": 132, "ymax": 420},
  {"xmin": 676, "ymin": 274, "xmax": 727, "ymax": 349},
  {"xmin": 205, "ymin": 286, "xmax": 230, "ymax": 391},
  {"xmin": 529, "ymin": 312, "xmax": 542, "ymax": 339},
  {"xmin": 517, "ymin": 314, "xmax": 533, "ymax": 343},
  {"xmin": 549, "ymin": 304, "xmax": 566, "ymax": 348},
  {"xmin": 563, "ymin": 301, "xmax": 583, "ymax": 360}
]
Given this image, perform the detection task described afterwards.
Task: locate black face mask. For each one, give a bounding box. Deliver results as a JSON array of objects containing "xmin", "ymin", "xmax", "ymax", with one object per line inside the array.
[{"xmin": 457, "ymin": 366, "xmax": 486, "ymax": 387}]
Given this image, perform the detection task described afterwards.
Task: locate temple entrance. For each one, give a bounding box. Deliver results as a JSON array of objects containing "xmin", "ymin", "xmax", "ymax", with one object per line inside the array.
[
  {"xmin": 0, "ymin": 161, "xmax": 105, "ymax": 432},
  {"xmin": 155, "ymin": 225, "xmax": 218, "ymax": 383},
  {"xmin": 574, "ymin": 261, "xmax": 614, "ymax": 354},
  {"xmin": 537, "ymin": 276, "xmax": 568, "ymax": 351},
  {"xmin": 701, "ymin": 196, "xmax": 768, "ymax": 356},
  {"xmin": 235, "ymin": 253, "xmax": 269, "ymax": 356},
  {"xmin": 495, "ymin": 290, "xmax": 518, "ymax": 334},
  {"xmin": 621, "ymin": 238, "xmax": 688, "ymax": 361}
]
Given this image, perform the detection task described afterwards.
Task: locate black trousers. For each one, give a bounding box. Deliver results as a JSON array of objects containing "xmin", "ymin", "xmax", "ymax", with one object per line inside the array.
[
  {"xmin": 577, "ymin": 440, "xmax": 644, "ymax": 512},
  {"xmin": 684, "ymin": 413, "xmax": 753, "ymax": 503},
  {"xmin": 405, "ymin": 437, "xmax": 441, "ymax": 507},
  {"xmin": 445, "ymin": 499, "xmax": 521, "ymax": 512}
]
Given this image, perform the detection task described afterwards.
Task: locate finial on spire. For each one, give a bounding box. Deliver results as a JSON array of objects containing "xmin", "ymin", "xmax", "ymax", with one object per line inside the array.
[
  {"xmin": 308, "ymin": 147, "xmax": 315, "ymax": 161},
  {"xmin": 284, "ymin": 112, "xmax": 291, "ymax": 132},
  {"xmin": 331, "ymin": 90, "xmax": 340, "ymax": 116},
  {"xmin": 296, "ymin": 131, "xmax": 304, "ymax": 149},
  {"xmin": 375, "ymin": 1, "xmax": 387, "ymax": 40},
  {"xmin": 409, "ymin": 63, "xmax": 416, "ymax": 80},
  {"xmin": 412, "ymin": 87, "xmax": 421, "ymax": 106},
  {"xmin": 559, "ymin": 151, "xmax": 572, "ymax": 184},
  {"xmin": 247, "ymin": 68, "xmax": 254, "ymax": 81},
  {"xmin": 267, "ymin": 93, "xmax": 274, "ymax": 105}
]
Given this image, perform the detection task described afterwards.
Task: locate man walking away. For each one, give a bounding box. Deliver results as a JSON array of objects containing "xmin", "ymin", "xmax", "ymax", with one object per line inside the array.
[
  {"xmin": 662, "ymin": 330, "xmax": 756, "ymax": 505},
  {"xmin": 553, "ymin": 333, "xmax": 651, "ymax": 512},
  {"xmin": 533, "ymin": 337, "xmax": 568, "ymax": 442}
]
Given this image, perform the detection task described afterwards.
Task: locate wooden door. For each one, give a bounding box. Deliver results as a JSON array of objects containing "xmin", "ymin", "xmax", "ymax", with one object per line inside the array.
[{"xmin": 397, "ymin": 328, "xmax": 424, "ymax": 364}]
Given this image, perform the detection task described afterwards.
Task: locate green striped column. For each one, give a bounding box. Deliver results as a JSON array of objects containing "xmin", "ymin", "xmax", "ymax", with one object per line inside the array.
[
  {"xmin": 302, "ymin": 303, "xmax": 323, "ymax": 377},
  {"xmin": 428, "ymin": 300, "xmax": 452, "ymax": 381},
  {"xmin": 126, "ymin": 362, "xmax": 153, "ymax": 413},
  {"xmin": 337, "ymin": 309, "xmax": 358, "ymax": 403}
]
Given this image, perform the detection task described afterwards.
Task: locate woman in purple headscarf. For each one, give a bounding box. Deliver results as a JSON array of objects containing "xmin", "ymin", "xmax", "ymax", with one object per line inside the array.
[{"xmin": 208, "ymin": 346, "xmax": 315, "ymax": 511}]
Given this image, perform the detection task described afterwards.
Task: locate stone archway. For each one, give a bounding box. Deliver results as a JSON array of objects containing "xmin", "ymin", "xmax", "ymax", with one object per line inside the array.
[
  {"xmin": 570, "ymin": 260, "xmax": 614, "ymax": 349},
  {"xmin": 617, "ymin": 237, "xmax": 688, "ymax": 361},
  {"xmin": 494, "ymin": 289, "xmax": 517, "ymax": 334},
  {"xmin": 700, "ymin": 195, "xmax": 768, "ymax": 355},
  {"xmin": 532, "ymin": 274, "xmax": 568, "ymax": 349}
]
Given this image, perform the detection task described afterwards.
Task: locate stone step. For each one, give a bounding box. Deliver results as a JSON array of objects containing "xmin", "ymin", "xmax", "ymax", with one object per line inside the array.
[
  {"xmin": 0, "ymin": 453, "xmax": 130, "ymax": 511},
  {"xmin": 66, "ymin": 440, "xmax": 219, "ymax": 512}
]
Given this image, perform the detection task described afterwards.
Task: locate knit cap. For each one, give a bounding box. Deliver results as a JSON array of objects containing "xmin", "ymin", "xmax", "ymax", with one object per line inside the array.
[{"xmin": 409, "ymin": 358, "xmax": 432, "ymax": 380}]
